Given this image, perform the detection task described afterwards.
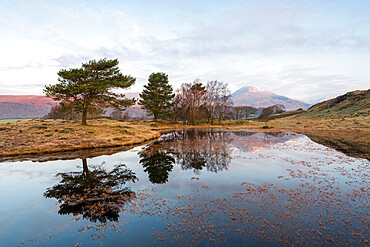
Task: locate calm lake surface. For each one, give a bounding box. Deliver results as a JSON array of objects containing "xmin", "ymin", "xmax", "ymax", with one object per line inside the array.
[{"xmin": 0, "ymin": 129, "xmax": 368, "ymax": 246}]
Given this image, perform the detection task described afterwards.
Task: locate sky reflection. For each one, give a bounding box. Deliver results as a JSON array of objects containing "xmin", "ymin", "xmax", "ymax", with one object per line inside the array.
[{"xmin": 0, "ymin": 129, "xmax": 368, "ymax": 246}]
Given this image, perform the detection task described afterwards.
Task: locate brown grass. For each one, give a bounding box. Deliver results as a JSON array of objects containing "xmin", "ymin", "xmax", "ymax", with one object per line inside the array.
[
  {"xmin": 152, "ymin": 116, "xmax": 370, "ymax": 159},
  {"xmin": 247, "ymin": 117, "xmax": 369, "ymax": 159},
  {"xmin": 268, "ymin": 117, "xmax": 370, "ymax": 159},
  {"xmin": 1, "ymin": 117, "xmax": 369, "ymax": 160},
  {"xmin": 0, "ymin": 118, "xmax": 160, "ymax": 158}
]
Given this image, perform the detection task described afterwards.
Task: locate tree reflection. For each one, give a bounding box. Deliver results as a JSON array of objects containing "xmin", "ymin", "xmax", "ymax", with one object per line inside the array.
[
  {"xmin": 139, "ymin": 149, "xmax": 175, "ymax": 184},
  {"xmin": 44, "ymin": 159, "xmax": 138, "ymax": 223},
  {"xmin": 142, "ymin": 129, "xmax": 232, "ymax": 176},
  {"xmin": 172, "ymin": 129, "xmax": 232, "ymax": 173}
]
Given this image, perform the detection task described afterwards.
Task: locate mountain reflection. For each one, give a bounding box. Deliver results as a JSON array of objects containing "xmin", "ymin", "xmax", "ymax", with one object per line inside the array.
[
  {"xmin": 231, "ymin": 130, "xmax": 297, "ymax": 153},
  {"xmin": 44, "ymin": 159, "xmax": 138, "ymax": 223}
]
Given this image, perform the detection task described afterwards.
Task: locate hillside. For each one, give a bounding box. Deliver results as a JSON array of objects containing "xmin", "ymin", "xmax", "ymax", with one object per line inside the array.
[
  {"xmin": 294, "ymin": 89, "xmax": 370, "ymax": 119},
  {"xmin": 0, "ymin": 95, "xmax": 58, "ymax": 118},
  {"xmin": 232, "ymin": 86, "xmax": 310, "ymax": 111},
  {"xmin": 0, "ymin": 93, "xmax": 141, "ymax": 119}
]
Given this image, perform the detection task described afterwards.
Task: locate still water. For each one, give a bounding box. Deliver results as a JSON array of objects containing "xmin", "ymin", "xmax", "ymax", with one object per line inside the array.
[{"xmin": 0, "ymin": 129, "xmax": 368, "ymax": 246}]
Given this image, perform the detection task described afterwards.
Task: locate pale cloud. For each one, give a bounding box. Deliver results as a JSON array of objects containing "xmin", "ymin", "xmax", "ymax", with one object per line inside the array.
[{"xmin": 0, "ymin": 0, "xmax": 369, "ymax": 102}]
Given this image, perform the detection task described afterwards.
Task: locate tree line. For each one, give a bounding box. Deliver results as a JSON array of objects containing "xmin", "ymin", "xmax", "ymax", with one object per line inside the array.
[{"xmin": 44, "ymin": 58, "xmax": 285, "ymax": 125}]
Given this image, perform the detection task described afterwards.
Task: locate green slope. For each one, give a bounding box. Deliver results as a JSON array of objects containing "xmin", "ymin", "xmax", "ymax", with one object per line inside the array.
[{"xmin": 294, "ymin": 89, "xmax": 369, "ymax": 119}]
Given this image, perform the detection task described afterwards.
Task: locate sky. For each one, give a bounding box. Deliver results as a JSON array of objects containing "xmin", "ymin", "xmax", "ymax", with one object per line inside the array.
[{"xmin": 0, "ymin": 0, "xmax": 369, "ymax": 103}]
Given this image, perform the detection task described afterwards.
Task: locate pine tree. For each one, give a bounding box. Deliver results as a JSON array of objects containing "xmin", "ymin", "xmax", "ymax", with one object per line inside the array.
[
  {"xmin": 139, "ymin": 72, "xmax": 175, "ymax": 121},
  {"xmin": 44, "ymin": 58, "xmax": 135, "ymax": 125}
]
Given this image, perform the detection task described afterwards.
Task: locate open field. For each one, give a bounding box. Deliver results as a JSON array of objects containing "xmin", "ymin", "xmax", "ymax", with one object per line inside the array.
[{"xmin": 0, "ymin": 117, "xmax": 369, "ymax": 160}]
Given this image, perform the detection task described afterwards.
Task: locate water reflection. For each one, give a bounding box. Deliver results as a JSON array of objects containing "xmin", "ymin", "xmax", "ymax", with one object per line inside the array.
[
  {"xmin": 139, "ymin": 130, "xmax": 300, "ymax": 182},
  {"xmin": 232, "ymin": 130, "xmax": 296, "ymax": 153},
  {"xmin": 140, "ymin": 129, "xmax": 233, "ymax": 177},
  {"xmin": 139, "ymin": 149, "xmax": 175, "ymax": 184},
  {"xmin": 1, "ymin": 129, "xmax": 368, "ymax": 246},
  {"xmin": 175, "ymin": 129, "xmax": 232, "ymax": 173},
  {"xmin": 44, "ymin": 159, "xmax": 138, "ymax": 223}
]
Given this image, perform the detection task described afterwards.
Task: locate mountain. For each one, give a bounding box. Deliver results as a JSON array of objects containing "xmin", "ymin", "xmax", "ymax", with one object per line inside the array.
[
  {"xmin": 295, "ymin": 89, "xmax": 369, "ymax": 119},
  {"xmin": 0, "ymin": 93, "xmax": 144, "ymax": 119},
  {"xmin": 0, "ymin": 95, "xmax": 58, "ymax": 118},
  {"xmin": 232, "ymin": 85, "xmax": 311, "ymax": 111}
]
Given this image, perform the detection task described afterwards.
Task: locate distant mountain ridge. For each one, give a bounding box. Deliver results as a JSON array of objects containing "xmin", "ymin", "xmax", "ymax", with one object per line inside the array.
[
  {"xmin": 0, "ymin": 93, "xmax": 140, "ymax": 119},
  {"xmin": 1, "ymin": 87, "xmax": 313, "ymax": 119},
  {"xmin": 232, "ymin": 85, "xmax": 311, "ymax": 111},
  {"xmin": 0, "ymin": 95, "xmax": 58, "ymax": 118}
]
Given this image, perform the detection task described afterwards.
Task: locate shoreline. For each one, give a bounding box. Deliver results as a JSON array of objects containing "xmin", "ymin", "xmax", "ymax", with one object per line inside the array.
[
  {"xmin": 0, "ymin": 119, "xmax": 161, "ymax": 161},
  {"xmin": 0, "ymin": 117, "xmax": 369, "ymax": 161}
]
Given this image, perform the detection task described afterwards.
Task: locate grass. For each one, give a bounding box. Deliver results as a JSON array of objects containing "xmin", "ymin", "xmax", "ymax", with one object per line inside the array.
[
  {"xmin": 294, "ymin": 89, "xmax": 369, "ymax": 119},
  {"xmin": 0, "ymin": 118, "xmax": 33, "ymax": 124},
  {"xmin": 258, "ymin": 117, "xmax": 369, "ymax": 159},
  {"xmin": 152, "ymin": 117, "xmax": 369, "ymax": 159},
  {"xmin": 0, "ymin": 116, "xmax": 368, "ymax": 160},
  {"xmin": 0, "ymin": 118, "xmax": 161, "ymax": 158}
]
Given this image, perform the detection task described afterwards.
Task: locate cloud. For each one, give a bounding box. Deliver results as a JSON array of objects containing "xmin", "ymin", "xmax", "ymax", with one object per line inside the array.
[
  {"xmin": 0, "ymin": 0, "xmax": 369, "ymax": 100},
  {"xmin": 53, "ymin": 55, "xmax": 92, "ymax": 68}
]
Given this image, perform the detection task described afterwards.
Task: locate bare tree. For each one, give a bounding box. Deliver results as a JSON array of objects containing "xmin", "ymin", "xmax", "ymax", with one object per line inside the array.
[
  {"xmin": 206, "ymin": 80, "xmax": 222, "ymax": 124},
  {"xmin": 173, "ymin": 92, "xmax": 187, "ymax": 122},
  {"xmin": 215, "ymin": 83, "xmax": 233, "ymax": 124},
  {"xmin": 173, "ymin": 80, "xmax": 207, "ymax": 125}
]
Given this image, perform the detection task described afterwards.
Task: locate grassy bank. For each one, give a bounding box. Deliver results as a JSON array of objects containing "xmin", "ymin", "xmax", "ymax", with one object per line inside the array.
[
  {"xmin": 0, "ymin": 118, "xmax": 160, "ymax": 159},
  {"xmin": 153, "ymin": 117, "xmax": 370, "ymax": 159},
  {"xmin": 230, "ymin": 117, "xmax": 369, "ymax": 159},
  {"xmin": 0, "ymin": 117, "xmax": 368, "ymax": 160},
  {"xmin": 268, "ymin": 117, "xmax": 369, "ymax": 159}
]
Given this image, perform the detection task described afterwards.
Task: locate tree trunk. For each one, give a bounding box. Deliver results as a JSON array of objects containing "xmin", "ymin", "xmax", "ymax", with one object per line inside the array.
[{"xmin": 82, "ymin": 107, "xmax": 88, "ymax": 125}]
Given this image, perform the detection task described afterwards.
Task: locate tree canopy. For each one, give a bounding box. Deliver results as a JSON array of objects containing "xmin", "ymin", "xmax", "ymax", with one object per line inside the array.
[
  {"xmin": 139, "ymin": 72, "xmax": 175, "ymax": 121},
  {"xmin": 44, "ymin": 58, "xmax": 135, "ymax": 125}
]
